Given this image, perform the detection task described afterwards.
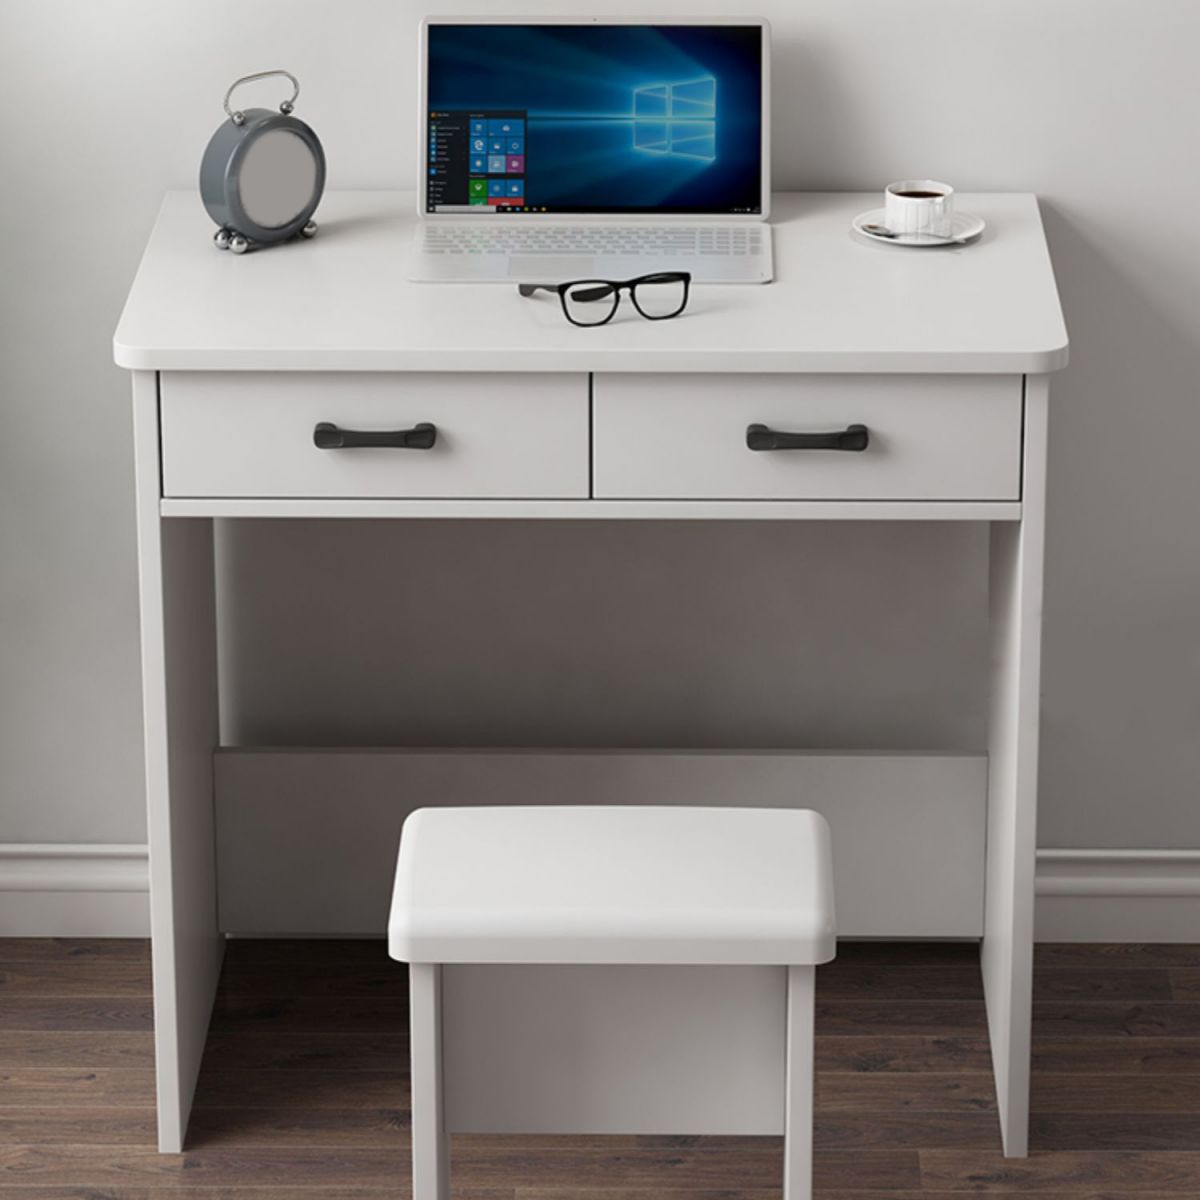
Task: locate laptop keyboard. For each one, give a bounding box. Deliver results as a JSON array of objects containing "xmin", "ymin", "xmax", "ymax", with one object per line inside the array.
[{"xmin": 419, "ymin": 224, "xmax": 767, "ymax": 258}]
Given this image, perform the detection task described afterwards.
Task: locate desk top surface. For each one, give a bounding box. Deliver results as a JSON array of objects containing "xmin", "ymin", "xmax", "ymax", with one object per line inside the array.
[
  {"xmin": 388, "ymin": 806, "xmax": 836, "ymax": 965},
  {"xmin": 115, "ymin": 191, "xmax": 1067, "ymax": 375}
]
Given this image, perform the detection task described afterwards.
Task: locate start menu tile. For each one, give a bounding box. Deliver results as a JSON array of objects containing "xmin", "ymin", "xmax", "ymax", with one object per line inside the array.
[{"xmin": 427, "ymin": 110, "xmax": 528, "ymax": 213}]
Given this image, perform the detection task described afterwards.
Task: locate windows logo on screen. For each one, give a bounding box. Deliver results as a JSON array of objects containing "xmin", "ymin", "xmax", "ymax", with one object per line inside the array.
[{"xmin": 632, "ymin": 76, "xmax": 716, "ymax": 161}]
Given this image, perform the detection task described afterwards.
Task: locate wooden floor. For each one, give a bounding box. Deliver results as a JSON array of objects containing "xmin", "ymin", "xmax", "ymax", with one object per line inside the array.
[{"xmin": 2, "ymin": 939, "xmax": 1199, "ymax": 1197}]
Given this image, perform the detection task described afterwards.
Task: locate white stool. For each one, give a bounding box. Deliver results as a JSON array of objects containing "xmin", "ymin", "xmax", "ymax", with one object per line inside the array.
[{"xmin": 389, "ymin": 806, "xmax": 836, "ymax": 1200}]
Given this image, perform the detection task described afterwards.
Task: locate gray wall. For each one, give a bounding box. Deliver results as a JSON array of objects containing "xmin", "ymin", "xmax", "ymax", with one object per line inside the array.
[{"xmin": 1, "ymin": 0, "xmax": 1197, "ymax": 850}]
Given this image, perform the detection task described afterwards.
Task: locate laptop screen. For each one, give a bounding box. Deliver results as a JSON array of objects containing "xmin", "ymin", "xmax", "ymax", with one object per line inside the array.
[{"xmin": 424, "ymin": 22, "xmax": 766, "ymax": 216}]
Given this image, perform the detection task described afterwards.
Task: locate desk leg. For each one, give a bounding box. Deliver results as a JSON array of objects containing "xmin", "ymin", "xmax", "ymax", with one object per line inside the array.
[
  {"xmin": 133, "ymin": 373, "xmax": 224, "ymax": 1153},
  {"xmin": 783, "ymin": 965, "xmax": 815, "ymax": 1200},
  {"xmin": 983, "ymin": 374, "xmax": 1049, "ymax": 1157},
  {"xmin": 410, "ymin": 964, "xmax": 450, "ymax": 1200}
]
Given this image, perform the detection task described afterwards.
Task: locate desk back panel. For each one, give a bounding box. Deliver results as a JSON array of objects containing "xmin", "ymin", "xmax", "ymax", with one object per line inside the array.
[{"xmin": 213, "ymin": 747, "xmax": 986, "ymax": 938}]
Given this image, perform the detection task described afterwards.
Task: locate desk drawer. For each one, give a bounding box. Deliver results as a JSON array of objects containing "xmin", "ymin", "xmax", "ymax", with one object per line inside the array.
[
  {"xmin": 160, "ymin": 372, "xmax": 589, "ymax": 499},
  {"xmin": 593, "ymin": 374, "xmax": 1022, "ymax": 501}
]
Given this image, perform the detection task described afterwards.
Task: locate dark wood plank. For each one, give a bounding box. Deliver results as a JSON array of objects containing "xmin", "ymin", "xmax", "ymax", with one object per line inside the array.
[
  {"xmin": 200, "ymin": 1032, "xmax": 409, "ymax": 1072},
  {"xmin": 818, "ymin": 966, "xmax": 984, "ymax": 1001},
  {"xmin": 817, "ymin": 1001, "xmax": 987, "ymax": 1036},
  {"xmin": 1032, "ymin": 1074, "xmax": 1200, "ymax": 1112},
  {"xmin": 0, "ymin": 962, "xmax": 153, "ymax": 997},
  {"xmin": 1031, "ymin": 1038, "xmax": 1200, "ymax": 1073},
  {"xmin": 1034, "ymin": 944, "xmax": 1200, "ymax": 969},
  {"xmin": 815, "ymin": 1150, "xmax": 923, "ymax": 1191},
  {"xmin": 0, "ymin": 1146, "xmax": 400, "ymax": 1188},
  {"xmin": 517, "ymin": 1191, "xmax": 778, "ymax": 1200},
  {"xmin": 0, "ymin": 1189, "xmax": 153, "ymax": 1200},
  {"xmin": 817, "ymin": 1194, "xmax": 1194, "ymax": 1200},
  {"xmin": 187, "ymin": 1106, "xmax": 409, "ymax": 1147},
  {"xmin": 0, "ymin": 1106, "xmax": 156, "ymax": 1144},
  {"xmin": 146, "ymin": 1191, "xmax": 507, "ymax": 1200},
  {"xmin": 817, "ymin": 1194, "xmax": 1193, "ymax": 1200},
  {"xmin": 1032, "ymin": 969, "xmax": 1174, "ymax": 1002},
  {"xmin": 0, "ymin": 997, "xmax": 153, "ymax": 1033},
  {"xmin": 1030, "ymin": 1113, "xmax": 1200, "ymax": 1152},
  {"xmin": 816, "ymin": 1036, "xmax": 994, "ymax": 1074},
  {"xmin": 815, "ymin": 1111, "xmax": 1000, "ymax": 1150},
  {"xmin": 817, "ymin": 1073, "xmax": 997, "ymax": 1112},
  {"xmin": 147, "ymin": 1190, "xmax": 505, "ymax": 1200},
  {"xmin": 920, "ymin": 1149, "xmax": 1200, "ymax": 1190},
  {"xmin": 194, "ymin": 1069, "xmax": 408, "ymax": 1108},
  {"xmin": 0, "ymin": 1031, "xmax": 154, "ymax": 1068},
  {"xmin": 1032, "ymin": 1003, "xmax": 1200, "ymax": 1039},
  {"xmin": 209, "ymin": 996, "xmax": 406, "ymax": 1034},
  {"xmin": 0, "ymin": 1068, "xmax": 155, "ymax": 1106},
  {"xmin": 0, "ymin": 938, "xmax": 150, "ymax": 964},
  {"xmin": 483, "ymin": 1136, "xmax": 775, "ymax": 1150},
  {"xmin": 1168, "ymin": 970, "xmax": 1200, "ymax": 1001}
]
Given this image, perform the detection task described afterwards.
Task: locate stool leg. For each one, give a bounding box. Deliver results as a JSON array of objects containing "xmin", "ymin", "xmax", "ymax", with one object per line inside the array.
[
  {"xmin": 410, "ymin": 963, "xmax": 449, "ymax": 1200},
  {"xmin": 783, "ymin": 965, "xmax": 815, "ymax": 1200}
]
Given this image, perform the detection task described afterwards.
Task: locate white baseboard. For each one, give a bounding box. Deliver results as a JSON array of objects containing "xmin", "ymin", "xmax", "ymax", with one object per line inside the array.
[
  {"xmin": 0, "ymin": 844, "xmax": 150, "ymax": 937},
  {"xmin": 2, "ymin": 841, "xmax": 1196, "ymax": 942},
  {"xmin": 1035, "ymin": 849, "xmax": 1200, "ymax": 942}
]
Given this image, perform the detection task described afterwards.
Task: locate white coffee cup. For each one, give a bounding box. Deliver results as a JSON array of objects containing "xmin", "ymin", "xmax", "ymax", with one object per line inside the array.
[{"xmin": 884, "ymin": 179, "xmax": 954, "ymax": 238}]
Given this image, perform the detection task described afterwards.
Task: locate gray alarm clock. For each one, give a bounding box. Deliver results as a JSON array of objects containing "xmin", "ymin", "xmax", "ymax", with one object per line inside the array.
[{"xmin": 201, "ymin": 70, "xmax": 326, "ymax": 254}]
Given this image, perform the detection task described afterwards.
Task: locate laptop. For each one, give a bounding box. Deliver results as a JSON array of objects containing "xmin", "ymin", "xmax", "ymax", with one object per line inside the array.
[{"xmin": 412, "ymin": 17, "xmax": 773, "ymax": 284}]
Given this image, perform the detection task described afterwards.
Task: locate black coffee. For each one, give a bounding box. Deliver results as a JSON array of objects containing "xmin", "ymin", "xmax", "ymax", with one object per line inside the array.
[{"xmin": 894, "ymin": 190, "xmax": 944, "ymax": 199}]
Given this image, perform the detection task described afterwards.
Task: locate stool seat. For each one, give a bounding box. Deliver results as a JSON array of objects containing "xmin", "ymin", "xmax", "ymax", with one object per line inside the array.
[{"xmin": 389, "ymin": 805, "xmax": 836, "ymax": 966}]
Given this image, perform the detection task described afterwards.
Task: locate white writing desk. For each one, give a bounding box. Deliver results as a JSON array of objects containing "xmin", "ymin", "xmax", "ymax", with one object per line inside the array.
[{"xmin": 114, "ymin": 191, "xmax": 1067, "ymax": 1157}]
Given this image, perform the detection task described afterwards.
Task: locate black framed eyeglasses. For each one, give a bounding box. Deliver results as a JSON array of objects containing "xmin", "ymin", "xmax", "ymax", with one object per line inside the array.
[{"xmin": 518, "ymin": 271, "xmax": 691, "ymax": 327}]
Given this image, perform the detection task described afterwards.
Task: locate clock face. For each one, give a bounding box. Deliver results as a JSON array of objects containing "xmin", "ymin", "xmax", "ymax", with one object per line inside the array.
[
  {"xmin": 238, "ymin": 129, "xmax": 319, "ymax": 229},
  {"xmin": 200, "ymin": 102, "xmax": 326, "ymax": 247}
]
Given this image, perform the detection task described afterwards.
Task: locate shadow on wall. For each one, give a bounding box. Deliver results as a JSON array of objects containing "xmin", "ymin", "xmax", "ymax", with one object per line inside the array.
[{"xmin": 1036, "ymin": 200, "xmax": 1200, "ymax": 848}]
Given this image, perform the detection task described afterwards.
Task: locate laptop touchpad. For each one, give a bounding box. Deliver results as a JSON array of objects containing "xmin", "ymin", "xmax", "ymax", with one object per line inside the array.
[{"xmin": 507, "ymin": 256, "xmax": 597, "ymax": 280}]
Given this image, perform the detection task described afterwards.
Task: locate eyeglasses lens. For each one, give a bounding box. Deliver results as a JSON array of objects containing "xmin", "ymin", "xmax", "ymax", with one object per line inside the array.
[
  {"xmin": 562, "ymin": 281, "xmax": 619, "ymax": 325},
  {"xmin": 631, "ymin": 275, "xmax": 688, "ymax": 319}
]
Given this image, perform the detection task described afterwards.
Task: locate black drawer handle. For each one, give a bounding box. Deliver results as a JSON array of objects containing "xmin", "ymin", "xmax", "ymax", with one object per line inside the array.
[
  {"xmin": 313, "ymin": 421, "xmax": 437, "ymax": 450},
  {"xmin": 746, "ymin": 423, "xmax": 869, "ymax": 452}
]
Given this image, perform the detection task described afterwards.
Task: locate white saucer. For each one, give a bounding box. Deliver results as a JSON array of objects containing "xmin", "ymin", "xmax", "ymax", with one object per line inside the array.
[{"xmin": 852, "ymin": 208, "xmax": 986, "ymax": 247}]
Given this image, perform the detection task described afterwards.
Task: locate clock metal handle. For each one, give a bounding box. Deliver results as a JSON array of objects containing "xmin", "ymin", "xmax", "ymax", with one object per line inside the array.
[
  {"xmin": 224, "ymin": 70, "xmax": 301, "ymax": 125},
  {"xmin": 745, "ymin": 423, "xmax": 870, "ymax": 452},
  {"xmin": 313, "ymin": 422, "xmax": 437, "ymax": 451}
]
